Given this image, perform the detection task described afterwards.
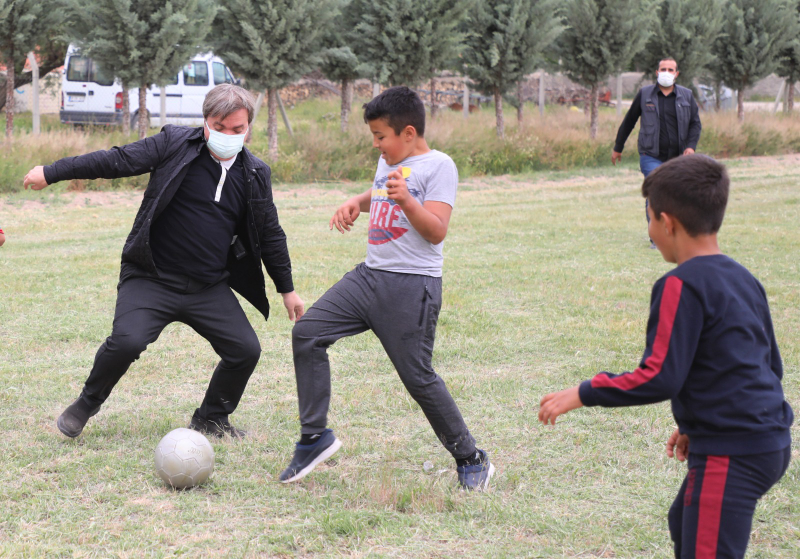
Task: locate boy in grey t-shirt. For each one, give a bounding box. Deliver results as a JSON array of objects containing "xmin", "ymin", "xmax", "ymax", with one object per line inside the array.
[{"xmin": 280, "ymin": 86, "xmax": 494, "ymax": 490}]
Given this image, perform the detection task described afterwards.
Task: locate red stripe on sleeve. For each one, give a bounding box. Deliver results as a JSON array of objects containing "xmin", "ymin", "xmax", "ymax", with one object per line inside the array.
[
  {"xmin": 696, "ymin": 455, "xmax": 730, "ymax": 559},
  {"xmin": 591, "ymin": 276, "xmax": 683, "ymax": 391}
]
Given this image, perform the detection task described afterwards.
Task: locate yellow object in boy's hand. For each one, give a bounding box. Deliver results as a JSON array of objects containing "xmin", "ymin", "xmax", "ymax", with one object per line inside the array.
[{"xmin": 401, "ymin": 166, "xmax": 411, "ymax": 179}]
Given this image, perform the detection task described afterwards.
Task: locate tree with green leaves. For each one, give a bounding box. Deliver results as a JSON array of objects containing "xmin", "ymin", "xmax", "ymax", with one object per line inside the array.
[
  {"xmin": 776, "ymin": 2, "xmax": 800, "ymax": 113},
  {"xmin": 418, "ymin": 0, "xmax": 474, "ymax": 119},
  {"xmin": 319, "ymin": 0, "xmax": 366, "ymax": 132},
  {"xmin": 557, "ymin": 0, "xmax": 657, "ymax": 139},
  {"xmin": 461, "ymin": 0, "xmax": 562, "ymax": 138},
  {"xmin": 0, "ymin": 0, "xmax": 58, "ymax": 138},
  {"xmin": 64, "ymin": 0, "xmax": 217, "ymax": 138},
  {"xmin": 709, "ymin": 0, "xmax": 797, "ymax": 122},
  {"xmin": 351, "ymin": 0, "xmax": 473, "ymax": 118},
  {"xmin": 212, "ymin": 0, "xmax": 338, "ymax": 159},
  {"xmin": 638, "ymin": 0, "xmax": 725, "ymax": 98}
]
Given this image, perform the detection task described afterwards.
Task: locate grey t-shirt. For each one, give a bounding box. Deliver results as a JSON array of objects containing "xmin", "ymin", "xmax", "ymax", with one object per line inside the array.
[{"xmin": 365, "ymin": 150, "xmax": 458, "ymax": 277}]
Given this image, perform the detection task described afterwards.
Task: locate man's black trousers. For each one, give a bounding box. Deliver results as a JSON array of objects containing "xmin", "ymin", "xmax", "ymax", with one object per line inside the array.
[{"xmin": 78, "ymin": 272, "xmax": 262, "ymax": 420}]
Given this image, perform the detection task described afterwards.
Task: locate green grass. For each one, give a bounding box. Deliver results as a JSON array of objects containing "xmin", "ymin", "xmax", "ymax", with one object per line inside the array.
[{"xmin": 0, "ymin": 156, "xmax": 798, "ymax": 557}]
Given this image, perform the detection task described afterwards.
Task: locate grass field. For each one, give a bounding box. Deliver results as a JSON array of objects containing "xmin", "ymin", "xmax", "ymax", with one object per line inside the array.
[{"xmin": 0, "ymin": 155, "xmax": 798, "ymax": 557}]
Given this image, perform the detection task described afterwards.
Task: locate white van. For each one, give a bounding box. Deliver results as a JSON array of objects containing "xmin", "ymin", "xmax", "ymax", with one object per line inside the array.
[{"xmin": 60, "ymin": 46, "xmax": 237, "ymax": 128}]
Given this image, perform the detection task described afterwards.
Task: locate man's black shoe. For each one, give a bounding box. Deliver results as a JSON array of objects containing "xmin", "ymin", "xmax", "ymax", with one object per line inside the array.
[
  {"xmin": 56, "ymin": 397, "xmax": 101, "ymax": 438},
  {"xmin": 188, "ymin": 413, "xmax": 246, "ymax": 439}
]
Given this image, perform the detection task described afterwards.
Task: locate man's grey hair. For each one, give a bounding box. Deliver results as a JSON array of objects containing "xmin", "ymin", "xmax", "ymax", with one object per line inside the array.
[{"xmin": 203, "ymin": 84, "xmax": 256, "ymax": 124}]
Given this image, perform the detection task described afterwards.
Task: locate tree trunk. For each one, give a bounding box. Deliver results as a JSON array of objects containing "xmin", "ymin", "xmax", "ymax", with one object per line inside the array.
[
  {"xmin": 121, "ymin": 83, "xmax": 130, "ymax": 137},
  {"xmin": 5, "ymin": 50, "xmax": 14, "ymax": 139},
  {"xmin": 430, "ymin": 76, "xmax": 437, "ymax": 119},
  {"xmin": 737, "ymin": 88, "xmax": 745, "ymax": 122},
  {"xmin": 267, "ymin": 88, "xmax": 278, "ymax": 160},
  {"xmin": 340, "ymin": 77, "xmax": 351, "ymax": 132},
  {"xmin": 138, "ymin": 86, "xmax": 148, "ymax": 139},
  {"xmin": 789, "ymin": 80, "xmax": 795, "ymax": 114},
  {"xmin": 714, "ymin": 82, "xmax": 721, "ymax": 112},
  {"xmin": 516, "ymin": 81, "xmax": 523, "ymax": 125},
  {"xmin": 589, "ymin": 83, "xmax": 599, "ymax": 139},
  {"xmin": 494, "ymin": 86, "xmax": 504, "ymax": 139}
]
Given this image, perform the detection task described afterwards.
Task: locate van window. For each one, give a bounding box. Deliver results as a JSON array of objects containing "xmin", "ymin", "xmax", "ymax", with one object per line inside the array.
[
  {"xmin": 163, "ymin": 74, "xmax": 179, "ymax": 86},
  {"xmin": 183, "ymin": 62, "xmax": 209, "ymax": 86},
  {"xmin": 66, "ymin": 56, "xmax": 114, "ymax": 86},
  {"xmin": 213, "ymin": 62, "xmax": 233, "ymax": 85}
]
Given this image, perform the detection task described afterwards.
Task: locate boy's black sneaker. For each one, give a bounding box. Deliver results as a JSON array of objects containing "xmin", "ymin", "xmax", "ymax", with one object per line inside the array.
[
  {"xmin": 456, "ymin": 449, "xmax": 495, "ymax": 490},
  {"xmin": 279, "ymin": 429, "xmax": 342, "ymax": 483},
  {"xmin": 188, "ymin": 413, "xmax": 246, "ymax": 439},
  {"xmin": 56, "ymin": 397, "xmax": 101, "ymax": 438}
]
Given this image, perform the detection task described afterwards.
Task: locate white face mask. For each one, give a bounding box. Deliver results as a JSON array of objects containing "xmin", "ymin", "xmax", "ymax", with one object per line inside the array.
[
  {"xmin": 205, "ymin": 121, "xmax": 247, "ymax": 159},
  {"xmin": 657, "ymin": 71, "xmax": 675, "ymax": 88}
]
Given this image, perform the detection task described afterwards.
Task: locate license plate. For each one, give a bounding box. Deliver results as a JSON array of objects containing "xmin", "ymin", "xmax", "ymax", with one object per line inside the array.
[{"xmin": 67, "ymin": 95, "xmax": 85, "ymax": 102}]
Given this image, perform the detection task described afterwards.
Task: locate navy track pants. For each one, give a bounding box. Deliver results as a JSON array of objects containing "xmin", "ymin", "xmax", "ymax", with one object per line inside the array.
[{"xmin": 668, "ymin": 446, "xmax": 791, "ymax": 558}]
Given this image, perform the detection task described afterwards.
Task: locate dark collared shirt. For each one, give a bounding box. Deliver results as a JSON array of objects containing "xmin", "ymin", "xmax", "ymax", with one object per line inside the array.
[
  {"xmin": 657, "ymin": 89, "xmax": 679, "ymax": 161},
  {"xmin": 151, "ymin": 145, "xmax": 247, "ymax": 283}
]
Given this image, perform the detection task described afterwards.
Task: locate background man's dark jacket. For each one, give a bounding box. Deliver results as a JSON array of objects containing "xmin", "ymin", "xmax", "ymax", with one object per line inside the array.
[
  {"xmin": 636, "ymin": 84, "xmax": 701, "ymax": 157},
  {"xmin": 614, "ymin": 84, "xmax": 702, "ymax": 160},
  {"xmin": 43, "ymin": 125, "xmax": 293, "ymax": 321}
]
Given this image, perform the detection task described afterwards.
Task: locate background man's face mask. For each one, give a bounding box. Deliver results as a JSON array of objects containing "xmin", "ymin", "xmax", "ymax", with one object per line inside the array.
[{"xmin": 657, "ymin": 72, "xmax": 676, "ymax": 88}]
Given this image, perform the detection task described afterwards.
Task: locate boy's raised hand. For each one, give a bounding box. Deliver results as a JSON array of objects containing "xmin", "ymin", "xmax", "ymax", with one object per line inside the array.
[
  {"xmin": 385, "ymin": 167, "xmax": 411, "ymax": 206},
  {"xmin": 539, "ymin": 386, "xmax": 583, "ymax": 425},
  {"xmin": 330, "ymin": 197, "xmax": 361, "ymax": 233},
  {"xmin": 666, "ymin": 428, "xmax": 690, "ymax": 462}
]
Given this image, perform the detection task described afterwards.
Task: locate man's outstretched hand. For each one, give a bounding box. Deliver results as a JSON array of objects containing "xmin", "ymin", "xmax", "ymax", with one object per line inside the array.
[
  {"xmin": 281, "ymin": 291, "xmax": 305, "ymax": 322},
  {"xmin": 23, "ymin": 166, "xmax": 48, "ymax": 190}
]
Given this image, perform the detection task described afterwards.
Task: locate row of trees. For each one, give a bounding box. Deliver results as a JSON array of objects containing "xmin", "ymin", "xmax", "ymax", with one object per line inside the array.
[{"xmin": 2, "ymin": 0, "xmax": 800, "ymax": 148}]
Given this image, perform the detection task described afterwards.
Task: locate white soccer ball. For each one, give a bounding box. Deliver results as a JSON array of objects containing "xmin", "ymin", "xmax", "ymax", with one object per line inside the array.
[{"xmin": 154, "ymin": 428, "xmax": 215, "ymax": 489}]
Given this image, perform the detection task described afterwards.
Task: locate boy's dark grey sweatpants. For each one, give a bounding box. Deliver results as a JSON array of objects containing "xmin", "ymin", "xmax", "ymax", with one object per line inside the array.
[{"xmin": 292, "ymin": 263, "xmax": 477, "ymax": 459}]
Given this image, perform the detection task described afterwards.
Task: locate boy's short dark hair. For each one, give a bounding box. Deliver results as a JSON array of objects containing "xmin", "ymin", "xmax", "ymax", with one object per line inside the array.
[
  {"xmin": 363, "ymin": 86, "xmax": 426, "ymax": 137},
  {"xmin": 642, "ymin": 154, "xmax": 729, "ymax": 236}
]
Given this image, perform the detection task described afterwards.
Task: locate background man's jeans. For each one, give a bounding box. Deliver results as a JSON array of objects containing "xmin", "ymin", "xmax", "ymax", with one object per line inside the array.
[
  {"xmin": 640, "ymin": 154, "xmax": 665, "ymax": 226},
  {"xmin": 640, "ymin": 154, "xmax": 664, "ymax": 178}
]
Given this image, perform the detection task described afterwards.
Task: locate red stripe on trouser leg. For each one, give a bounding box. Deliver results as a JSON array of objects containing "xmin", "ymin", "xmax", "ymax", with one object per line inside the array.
[{"xmin": 696, "ymin": 455, "xmax": 730, "ymax": 558}]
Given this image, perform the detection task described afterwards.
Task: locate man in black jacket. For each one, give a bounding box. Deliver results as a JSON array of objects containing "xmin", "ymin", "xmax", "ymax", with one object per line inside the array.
[
  {"xmin": 23, "ymin": 84, "xmax": 304, "ymax": 439},
  {"xmin": 611, "ymin": 58, "xmax": 702, "ymax": 246}
]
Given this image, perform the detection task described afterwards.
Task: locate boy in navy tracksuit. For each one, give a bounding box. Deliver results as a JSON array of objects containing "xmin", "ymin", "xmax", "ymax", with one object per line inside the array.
[{"xmin": 539, "ymin": 154, "xmax": 793, "ymax": 558}]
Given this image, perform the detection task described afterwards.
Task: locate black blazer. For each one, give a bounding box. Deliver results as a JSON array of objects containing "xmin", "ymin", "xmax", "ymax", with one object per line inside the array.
[{"xmin": 44, "ymin": 125, "xmax": 293, "ymax": 321}]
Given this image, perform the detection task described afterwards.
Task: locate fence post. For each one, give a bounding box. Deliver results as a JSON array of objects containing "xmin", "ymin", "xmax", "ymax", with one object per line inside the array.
[
  {"xmin": 252, "ymin": 91, "xmax": 265, "ymax": 122},
  {"xmin": 160, "ymin": 86, "xmax": 166, "ymax": 127},
  {"xmin": 616, "ymin": 73, "xmax": 623, "ymax": 117},
  {"xmin": 276, "ymin": 91, "xmax": 294, "ymax": 139},
  {"xmin": 27, "ymin": 52, "xmax": 40, "ymax": 135},
  {"xmin": 772, "ymin": 81, "xmax": 785, "ymax": 114},
  {"xmin": 538, "ymin": 70, "xmax": 545, "ymax": 116},
  {"xmin": 462, "ymin": 82, "xmax": 469, "ymax": 120}
]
